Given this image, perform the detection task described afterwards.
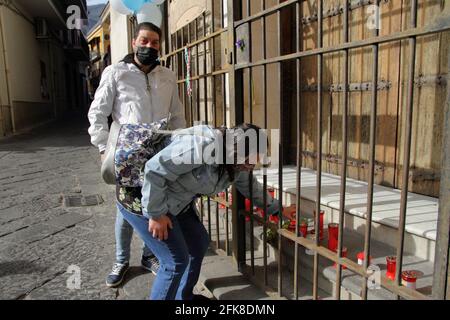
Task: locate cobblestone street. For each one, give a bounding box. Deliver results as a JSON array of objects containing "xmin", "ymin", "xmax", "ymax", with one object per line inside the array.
[{"xmin": 0, "ymin": 115, "xmax": 156, "ymax": 300}]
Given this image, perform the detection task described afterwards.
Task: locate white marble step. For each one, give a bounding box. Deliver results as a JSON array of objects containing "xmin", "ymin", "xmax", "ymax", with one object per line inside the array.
[
  {"xmin": 253, "ymin": 166, "xmax": 438, "ymax": 241},
  {"xmin": 249, "ymin": 224, "xmax": 434, "ymax": 300},
  {"xmin": 252, "ymin": 166, "xmax": 438, "ymax": 260},
  {"xmin": 201, "ymin": 191, "xmax": 436, "ymax": 299}
]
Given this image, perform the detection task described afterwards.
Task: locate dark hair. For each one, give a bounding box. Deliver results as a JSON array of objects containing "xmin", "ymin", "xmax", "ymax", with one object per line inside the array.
[
  {"xmin": 134, "ymin": 22, "xmax": 162, "ymax": 40},
  {"xmin": 230, "ymin": 123, "xmax": 267, "ymax": 158},
  {"xmin": 218, "ymin": 123, "xmax": 269, "ymax": 181}
]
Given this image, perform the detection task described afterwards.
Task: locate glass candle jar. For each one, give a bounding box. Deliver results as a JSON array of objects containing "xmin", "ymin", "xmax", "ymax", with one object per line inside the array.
[
  {"xmin": 327, "ymin": 223, "xmax": 339, "ymax": 252},
  {"xmin": 245, "ymin": 198, "xmax": 251, "ymax": 212},
  {"xmin": 401, "ymin": 271, "xmax": 418, "ymax": 290},
  {"xmin": 386, "ymin": 256, "xmax": 396, "ymax": 281},
  {"xmin": 357, "ymin": 252, "xmax": 372, "ymax": 266},
  {"xmin": 288, "ymin": 219, "xmax": 296, "ymax": 232},
  {"xmin": 300, "ymin": 222, "xmax": 308, "ymax": 238}
]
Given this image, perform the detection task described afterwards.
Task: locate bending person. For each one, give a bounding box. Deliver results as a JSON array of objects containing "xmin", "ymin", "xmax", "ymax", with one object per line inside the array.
[{"xmin": 117, "ymin": 123, "xmax": 295, "ymax": 300}]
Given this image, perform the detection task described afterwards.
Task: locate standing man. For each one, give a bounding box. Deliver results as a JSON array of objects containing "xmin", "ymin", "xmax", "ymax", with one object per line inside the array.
[{"xmin": 88, "ymin": 22, "xmax": 186, "ymax": 287}]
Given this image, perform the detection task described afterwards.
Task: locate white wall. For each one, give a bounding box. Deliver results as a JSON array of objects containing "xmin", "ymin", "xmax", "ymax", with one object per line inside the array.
[
  {"xmin": 0, "ymin": 1, "xmax": 73, "ymax": 132},
  {"xmin": 1, "ymin": 5, "xmax": 43, "ymax": 103}
]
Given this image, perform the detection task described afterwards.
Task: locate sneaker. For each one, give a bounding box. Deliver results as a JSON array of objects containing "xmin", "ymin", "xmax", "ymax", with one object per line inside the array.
[
  {"xmin": 141, "ymin": 255, "xmax": 160, "ymax": 275},
  {"xmin": 105, "ymin": 262, "xmax": 129, "ymax": 287}
]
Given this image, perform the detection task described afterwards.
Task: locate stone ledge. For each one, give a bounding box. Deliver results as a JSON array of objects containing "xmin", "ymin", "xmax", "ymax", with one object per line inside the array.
[{"xmin": 254, "ymin": 166, "xmax": 439, "ymax": 241}]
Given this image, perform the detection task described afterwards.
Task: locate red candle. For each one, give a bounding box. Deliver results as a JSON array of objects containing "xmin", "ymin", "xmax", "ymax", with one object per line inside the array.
[
  {"xmin": 288, "ymin": 219, "xmax": 296, "ymax": 231},
  {"xmin": 357, "ymin": 252, "xmax": 372, "ymax": 266},
  {"xmin": 218, "ymin": 192, "xmax": 226, "ymax": 209},
  {"xmin": 327, "ymin": 223, "xmax": 339, "ymax": 252},
  {"xmin": 299, "ymin": 222, "xmax": 308, "ymax": 237},
  {"xmin": 401, "ymin": 271, "xmax": 418, "ymax": 290},
  {"xmin": 386, "ymin": 256, "xmax": 396, "ymax": 280},
  {"xmin": 245, "ymin": 198, "xmax": 251, "ymax": 212}
]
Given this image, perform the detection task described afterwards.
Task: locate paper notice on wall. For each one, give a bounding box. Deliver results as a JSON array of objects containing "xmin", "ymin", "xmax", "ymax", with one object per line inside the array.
[{"xmin": 169, "ymin": 0, "xmax": 207, "ymax": 34}]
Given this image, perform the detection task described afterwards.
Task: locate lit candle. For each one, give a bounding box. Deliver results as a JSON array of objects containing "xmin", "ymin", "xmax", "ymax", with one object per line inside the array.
[
  {"xmin": 357, "ymin": 251, "xmax": 372, "ymax": 266},
  {"xmin": 386, "ymin": 256, "xmax": 396, "ymax": 281},
  {"xmin": 328, "ymin": 223, "xmax": 339, "ymax": 252},
  {"xmin": 300, "ymin": 220, "xmax": 308, "ymax": 238},
  {"xmin": 245, "ymin": 198, "xmax": 251, "ymax": 212},
  {"xmin": 401, "ymin": 271, "xmax": 418, "ymax": 290}
]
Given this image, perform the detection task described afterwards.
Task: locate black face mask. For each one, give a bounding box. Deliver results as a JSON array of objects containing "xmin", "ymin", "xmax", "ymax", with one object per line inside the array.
[{"xmin": 136, "ymin": 46, "xmax": 159, "ymax": 66}]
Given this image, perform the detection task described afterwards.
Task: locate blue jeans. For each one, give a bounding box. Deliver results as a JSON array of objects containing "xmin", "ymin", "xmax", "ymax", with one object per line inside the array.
[
  {"xmin": 117, "ymin": 202, "xmax": 210, "ymax": 300},
  {"xmin": 115, "ymin": 208, "xmax": 153, "ymax": 263}
]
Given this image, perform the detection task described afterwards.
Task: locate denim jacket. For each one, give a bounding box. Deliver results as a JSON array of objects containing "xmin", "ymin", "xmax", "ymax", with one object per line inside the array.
[{"xmin": 141, "ymin": 125, "xmax": 280, "ymax": 219}]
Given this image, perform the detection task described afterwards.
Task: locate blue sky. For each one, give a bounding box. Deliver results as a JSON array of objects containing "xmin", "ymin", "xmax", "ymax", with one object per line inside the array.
[{"xmin": 87, "ymin": 0, "xmax": 107, "ymax": 6}]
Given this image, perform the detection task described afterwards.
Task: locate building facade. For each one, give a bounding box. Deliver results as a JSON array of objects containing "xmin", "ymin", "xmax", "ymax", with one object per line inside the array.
[
  {"xmin": 0, "ymin": 0, "xmax": 89, "ymax": 137},
  {"xmin": 87, "ymin": 2, "xmax": 111, "ymax": 100}
]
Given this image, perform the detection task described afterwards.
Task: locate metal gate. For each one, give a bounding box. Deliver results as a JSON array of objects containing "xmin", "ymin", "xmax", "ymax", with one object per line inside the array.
[
  {"xmin": 162, "ymin": 0, "xmax": 450, "ymax": 300},
  {"xmin": 162, "ymin": 0, "xmax": 234, "ymax": 256}
]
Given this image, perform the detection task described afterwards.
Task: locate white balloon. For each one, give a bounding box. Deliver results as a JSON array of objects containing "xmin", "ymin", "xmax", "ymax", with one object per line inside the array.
[
  {"xmin": 136, "ymin": 3, "xmax": 163, "ymax": 27},
  {"xmin": 110, "ymin": 0, "xmax": 132, "ymax": 15}
]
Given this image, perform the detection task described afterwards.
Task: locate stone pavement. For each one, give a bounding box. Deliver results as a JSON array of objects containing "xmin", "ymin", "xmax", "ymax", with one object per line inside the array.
[
  {"xmin": 0, "ymin": 115, "xmax": 215, "ymax": 300},
  {"xmin": 0, "ymin": 115, "xmax": 135, "ymax": 299}
]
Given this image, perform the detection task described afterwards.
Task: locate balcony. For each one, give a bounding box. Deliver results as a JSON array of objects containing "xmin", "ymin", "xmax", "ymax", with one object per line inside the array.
[
  {"xmin": 15, "ymin": 1, "xmax": 88, "ymax": 29},
  {"xmin": 64, "ymin": 29, "xmax": 90, "ymax": 62},
  {"xmin": 90, "ymin": 51, "xmax": 101, "ymax": 64}
]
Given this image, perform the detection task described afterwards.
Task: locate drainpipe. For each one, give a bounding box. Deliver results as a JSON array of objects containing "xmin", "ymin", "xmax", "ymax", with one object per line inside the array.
[{"xmin": 0, "ymin": 5, "xmax": 14, "ymax": 133}]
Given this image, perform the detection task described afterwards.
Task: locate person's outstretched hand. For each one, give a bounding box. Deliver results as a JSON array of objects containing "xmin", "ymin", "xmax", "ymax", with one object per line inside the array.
[
  {"xmin": 282, "ymin": 205, "xmax": 297, "ymax": 220},
  {"xmin": 149, "ymin": 214, "xmax": 173, "ymax": 241}
]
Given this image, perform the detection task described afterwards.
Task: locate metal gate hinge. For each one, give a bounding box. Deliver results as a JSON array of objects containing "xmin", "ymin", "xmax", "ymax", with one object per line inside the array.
[
  {"xmin": 409, "ymin": 167, "xmax": 441, "ymax": 182},
  {"xmin": 302, "ymin": 151, "xmax": 385, "ymax": 172},
  {"xmin": 302, "ymin": 0, "xmax": 390, "ymax": 25},
  {"xmin": 414, "ymin": 74, "xmax": 447, "ymax": 88},
  {"xmin": 302, "ymin": 80, "xmax": 391, "ymax": 92}
]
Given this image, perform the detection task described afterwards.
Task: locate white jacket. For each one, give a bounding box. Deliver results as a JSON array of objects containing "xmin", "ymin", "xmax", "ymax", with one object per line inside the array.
[{"xmin": 87, "ymin": 58, "xmax": 186, "ymax": 152}]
